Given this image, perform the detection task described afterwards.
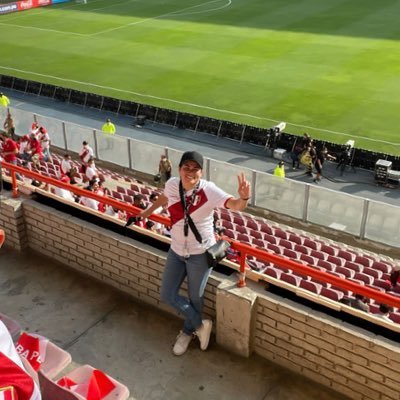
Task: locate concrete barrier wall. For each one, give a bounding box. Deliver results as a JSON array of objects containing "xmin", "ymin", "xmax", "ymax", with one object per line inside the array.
[{"xmin": 1, "ymin": 195, "xmax": 399, "ymax": 400}]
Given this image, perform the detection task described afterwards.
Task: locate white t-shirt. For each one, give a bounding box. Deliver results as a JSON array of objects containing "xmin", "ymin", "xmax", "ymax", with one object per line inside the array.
[
  {"xmin": 54, "ymin": 187, "xmax": 75, "ymax": 202},
  {"xmin": 80, "ymin": 196, "xmax": 99, "ymax": 211},
  {"xmin": 165, "ymin": 177, "xmax": 231, "ymax": 256},
  {"xmin": 85, "ymin": 165, "xmax": 97, "ymax": 181},
  {"xmin": 79, "ymin": 145, "xmax": 94, "ymax": 164},
  {"xmin": 60, "ymin": 159, "xmax": 72, "ymax": 175},
  {"xmin": 39, "ymin": 132, "xmax": 50, "ymax": 149}
]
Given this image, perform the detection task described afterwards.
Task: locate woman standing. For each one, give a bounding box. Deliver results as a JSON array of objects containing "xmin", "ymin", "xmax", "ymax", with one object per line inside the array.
[{"xmin": 139, "ymin": 151, "xmax": 251, "ymax": 355}]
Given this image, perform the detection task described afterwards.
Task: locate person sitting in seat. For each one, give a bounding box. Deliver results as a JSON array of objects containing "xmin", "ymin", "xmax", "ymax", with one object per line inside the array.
[{"xmin": 0, "ymin": 320, "xmax": 42, "ymax": 400}]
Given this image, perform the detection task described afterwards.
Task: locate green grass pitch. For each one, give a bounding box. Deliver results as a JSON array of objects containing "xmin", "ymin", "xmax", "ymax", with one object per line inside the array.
[{"xmin": 1, "ymin": 0, "xmax": 400, "ymax": 154}]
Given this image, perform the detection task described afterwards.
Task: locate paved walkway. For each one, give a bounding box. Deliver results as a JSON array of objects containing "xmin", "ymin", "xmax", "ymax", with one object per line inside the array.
[{"xmin": 0, "ymin": 248, "xmax": 347, "ymax": 400}]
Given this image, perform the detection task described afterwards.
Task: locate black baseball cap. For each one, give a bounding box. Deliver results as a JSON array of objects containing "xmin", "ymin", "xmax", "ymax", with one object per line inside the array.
[{"xmin": 179, "ymin": 151, "xmax": 203, "ymax": 169}]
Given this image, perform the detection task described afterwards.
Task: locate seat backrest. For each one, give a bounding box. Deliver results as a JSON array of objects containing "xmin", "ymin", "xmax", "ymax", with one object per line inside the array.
[
  {"xmin": 38, "ymin": 370, "xmax": 82, "ymax": 400},
  {"xmin": 41, "ymin": 341, "xmax": 72, "ymax": 379}
]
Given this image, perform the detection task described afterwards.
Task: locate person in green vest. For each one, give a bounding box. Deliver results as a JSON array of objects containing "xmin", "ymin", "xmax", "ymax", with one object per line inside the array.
[
  {"xmin": 0, "ymin": 93, "xmax": 10, "ymax": 108},
  {"xmin": 102, "ymin": 118, "xmax": 116, "ymax": 135},
  {"xmin": 274, "ymin": 160, "xmax": 285, "ymax": 179}
]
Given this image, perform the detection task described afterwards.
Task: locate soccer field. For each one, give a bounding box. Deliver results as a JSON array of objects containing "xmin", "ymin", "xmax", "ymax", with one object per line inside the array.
[{"xmin": 1, "ymin": 0, "xmax": 400, "ymax": 154}]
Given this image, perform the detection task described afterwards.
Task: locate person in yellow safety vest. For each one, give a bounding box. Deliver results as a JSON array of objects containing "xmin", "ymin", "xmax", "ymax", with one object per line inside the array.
[
  {"xmin": 0, "ymin": 92, "xmax": 10, "ymax": 108},
  {"xmin": 102, "ymin": 118, "xmax": 116, "ymax": 135},
  {"xmin": 274, "ymin": 160, "xmax": 285, "ymax": 178}
]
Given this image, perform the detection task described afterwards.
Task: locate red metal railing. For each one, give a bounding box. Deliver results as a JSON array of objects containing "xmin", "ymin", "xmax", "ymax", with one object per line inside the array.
[{"xmin": 2, "ymin": 160, "xmax": 400, "ymax": 309}]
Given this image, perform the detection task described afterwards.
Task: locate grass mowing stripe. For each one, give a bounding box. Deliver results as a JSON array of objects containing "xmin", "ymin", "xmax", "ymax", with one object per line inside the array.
[{"xmin": 1, "ymin": 0, "xmax": 400, "ymax": 154}]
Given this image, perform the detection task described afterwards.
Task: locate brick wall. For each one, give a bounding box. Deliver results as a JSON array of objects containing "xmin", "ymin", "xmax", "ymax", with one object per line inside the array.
[
  {"xmin": 21, "ymin": 199, "xmax": 219, "ymax": 322},
  {"xmin": 254, "ymin": 293, "xmax": 400, "ymax": 400},
  {"xmin": 0, "ymin": 194, "xmax": 28, "ymax": 251},
  {"xmin": 2, "ymin": 196, "xmax": 400, "ymax": 400}
]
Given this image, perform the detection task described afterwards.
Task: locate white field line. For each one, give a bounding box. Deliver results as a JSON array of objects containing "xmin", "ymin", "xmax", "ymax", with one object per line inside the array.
[
  {"xmin": 0, "ymin": 65, "xmax": 398, "ymax": 146},
  {"xmin": 0, "ymin": 21, "xmax": 87, "ymax": 36},
  {"xmin": 89, "ymin": 0, "xmax": 228, "ymax": 36},
  {"xmin": 170, "ymin": 0, "xmax": 232, "ymax": 16}
]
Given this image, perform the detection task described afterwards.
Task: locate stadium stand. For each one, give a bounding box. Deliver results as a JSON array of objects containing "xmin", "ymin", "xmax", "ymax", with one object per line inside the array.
[{"xmin": 2, "ymin": 152, "xmax": 400, "ymax": 333}]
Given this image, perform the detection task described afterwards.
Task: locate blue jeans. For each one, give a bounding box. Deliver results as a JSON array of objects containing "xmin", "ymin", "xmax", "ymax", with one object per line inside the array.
[{"xmin": 161, "ymin": 249, "xmax": 212, "ymax": 335}]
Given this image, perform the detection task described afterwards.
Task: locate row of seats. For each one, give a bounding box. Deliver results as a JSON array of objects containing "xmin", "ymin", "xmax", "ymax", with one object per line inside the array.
[{"xmin": 0, "ymin": 311, "xmax": 129, "ymax": 400}]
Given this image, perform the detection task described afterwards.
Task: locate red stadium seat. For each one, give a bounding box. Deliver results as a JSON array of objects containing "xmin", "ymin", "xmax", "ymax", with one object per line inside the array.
[
  {"xmin": 251, "ymin": 238, "xmax": 266, "ymax": 249},
  {"xmin": 259, "ymin": 223, "xmax": 274, "ymax": 236},
  {"xmin": 327, "ymin": 255, "xmax": 345, "ymax": 267},
  {"xmin": 320, "ymin": 244, "xmax": 339, "ymax": 256},
  {"xmin": 303, "ymin": 238, "xmax": 320, "ymax": 251},
  {"xmin": 371, "ymin": 261, "xmax": 392, "ymax": 274},
  {"xmin": 320, "ymin": 287, "xmax": 344, "ymax": 302},
  {"xmin": 363, "ymin": 267, "xmax": 383, "ymax": 279},
  {"xmin": 264, "ymin": 266, "xmax": 282, "ymax": 279},
  {"xmin": 237, "ymin": 233, "xmax": 251, "ymax": 243},
  {"xmin": 310, "ymin": 250, "xmax": 326, "ymax": 261},
  {"xmin": 283, "ymin": 249, "xmax": 300, "ymax": 260},
  {"xmin": 316, "ymin": 259, "xmax": 336, "ymax": 272},
  {"xmin": 287, "ymin": 233, "xmax": 304, "ymax": 245},
  {"xmin": 235, "ymin": 225, "xmax": 249, "ymax": 234},
  {"xmin": 116, "ymin": 186, "xmax": 126, "ymax": 194},
  {"xmin": 244, "ymin": 219, "xmax": 259, "ymax": 231},
  {"xmin": 294, "ymin": 244, "xmax": 310, "ymax": 255},
  {"xmin": 354, "ymin": 272, "xmax": 374, "ymax": 285},
  {"xmin": 281, "ymin": 273, "xmax": 302, "ymax": 287},
  {"xmin": 337, "ymin": 249, "xmax": 356, "ymax": 262},
  {"xmin": 279, "ymin": 239, "xmax": 293, "ymax": 250},
  {"xmin": 373, "ymin": 279, "xmax": 391, "ymax": 291},
  {"xmin": 354, "ymin": 255, "xmax": 373, "ymax": 268},
  {"xmin": 344, "ymin": 261, "xmax": 363, "ymax": 273},
  {"xmin": 248, "ymin": 229, "xmax": 263, "ymax": 240},
  {"xmin": 335, "ymin": 266, "xmax": 355, "ymax": 279},
  {"xmin": 300, "ymin": 280, "xmax": 323, "ymax": 294},
  {"xmin": 267, "ymin": 243, "xmax": 282, "ymax": 255},
  {"xmin": 274, "ymin": 228, "xmax": 288, "ymax": 240},
  {"xmin": 263, "ymin": 234, "xmax": 278, "ymax": 245}
]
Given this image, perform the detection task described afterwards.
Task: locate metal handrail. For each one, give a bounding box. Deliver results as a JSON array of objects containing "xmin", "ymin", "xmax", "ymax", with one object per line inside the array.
[{"xmin": 2, "ymin": 161, "xmax": 400, "ymax": 309}]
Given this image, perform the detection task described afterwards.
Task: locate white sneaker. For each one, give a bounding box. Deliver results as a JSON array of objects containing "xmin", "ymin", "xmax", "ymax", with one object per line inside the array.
[
  {"xmin": 172, "ymin": 331, "xmax": 192, "ymax": 356},
  {"xmin": 195, "ymin": 320, "xmax": 212, "ymax": 351}
]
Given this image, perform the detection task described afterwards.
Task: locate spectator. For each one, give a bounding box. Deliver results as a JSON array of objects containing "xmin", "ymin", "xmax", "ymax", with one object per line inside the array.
[
  {"xmin": 145, "ymin": 192, "xmax": 164, "ymax": 234},
  {"xmin": 138, "ymin": 150, "xmax": 251, "ymax": 356},
  {"xmin": 79, "ymin": 185, "xmax": 100, "ymax": 211},
  {"xmin": 53, "ymin": 175, "xmax": 76, "ymax": 202},
  {"xmin": 0, "ymin": 320, "xmax": 42, "ymax": 400},
  {"xmin": 30, "ymin": 122, "xmax": 39, "ymax": 138},
  {"xmin": 79, "ymin": 141, "xmax": 94, "ymax": 173},
  {"xmin": 60, "ymin": 154, "xmax": 73, "ymax": 176},
  {"xmin": 0, "ymin": 132, "xmax": 18, "ymax": 167},
  {"xmin": 340, "ymin": 294, "xmax": 369, "ymax": 312},
  {"xmin": 85, "ymin": 158, "xmax": 98, "ymax": 181},
  {"xmin": 125, "ymin": 194, "xmax": 148, "ymax": 228},
  {"xmin": 390, "ymin": 268, "xmax": 400, "ymax": 288},
  {"xmin": 38, "ymin": 126, "xmax": 51, "ymax": 162},
  {"xmin": 3, "ymin": 112, "xmax": 15, "ymax": 139},
  {"xmin": 313, "ymin": 146, "xmax": 335, "ymax": 183},
  {"xmin": 102, "ymin": 118, "xmax": 116, "ymax": 135},
  {"xmin": 28, "ymin": 134, "xmax": 43, "ymax": 167},
  {"xmin": 0, "ymin": 92, "xmax": 10, "ymax": 108},
  {"xmin": 273, "ymin": 160, "xmax": 285, "ymax": 179},
  {"xmin": 158, "ymin": 154, "xmax": 172, "ymax": 187},
  {"xmin": 18, "ymin": 135, "xmax": 31, "ymax": 160},
  {"xmin": 376, "ymin": 304, "xmax": 393, "ymax": 322},
  {"xmin": 291, "ymin": 142, "xmax": 303, "ymax": 170}
]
